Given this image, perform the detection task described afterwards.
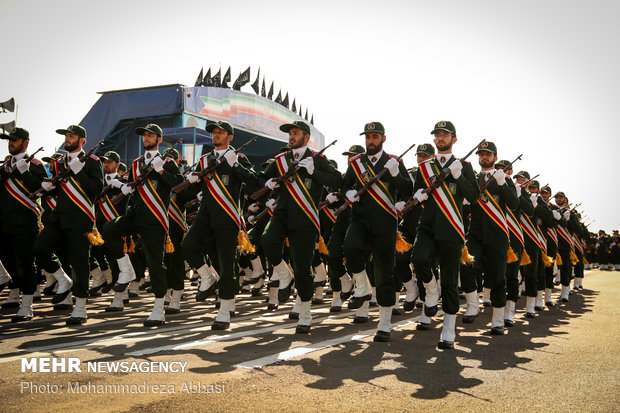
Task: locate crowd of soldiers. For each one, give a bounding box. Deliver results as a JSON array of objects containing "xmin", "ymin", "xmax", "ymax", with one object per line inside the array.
[{"xmin": 1, "ymin": 119, "xmax": 616, "ymax": 348}]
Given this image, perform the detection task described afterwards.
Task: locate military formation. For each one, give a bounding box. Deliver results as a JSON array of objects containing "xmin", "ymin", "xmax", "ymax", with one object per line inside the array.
[{"xmin": 1, "ymin": 119, "xmax": 616, "ymax": 349}]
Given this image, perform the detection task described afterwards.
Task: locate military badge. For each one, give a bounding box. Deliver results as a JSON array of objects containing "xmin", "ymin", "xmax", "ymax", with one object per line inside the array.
[
  {"xmin": 222, "ymin": 175, "xmax": 229, "ymax": 186},
  {"xmin": 361, "ymin": 171, "xmax": 371, "ymax": 183},
  {"xmin": 304, "ymin": 178, "xmax": 312, "ymax": 189},
  {"xmin": 493, "ymin": 195, "xmax": 499, "ymax": 203},
  {"xmin": 449, "ymin": 182, "xmax": 457, "ymax": 195}
]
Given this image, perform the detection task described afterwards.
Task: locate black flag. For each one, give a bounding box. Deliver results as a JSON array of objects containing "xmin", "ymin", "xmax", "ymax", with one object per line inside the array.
[
  {"xmin": 282, "ymin": 93, "xmax": 289, "ymax": 109},
  {"xmin": 261, "ymin": 79, "xmax": 266, "ymax": 97},
  {"xmin": 0, "ymin": 120, "xmax": 16, "ymax": 132},
  {"xmin": 250, "ymin": 67, "xmax": 260, "ymax": 94},
  {"xmin": 233, "ymin": 66, "xmax": 251, "ymax": 90},
  {"xmin": 275, "ymin": 90, "xmax": 283, "ymax": 105},
  {"xmin": 267, "ymin": 82, "xmax": 274, "ymax": 100},
  {"xmin": 212, "ymin": 69, "xmax": 221, "ymax": 87},
  {"xmin": 194, "ymin": 68, "xmax": 204, "ymax": 86},
  {"xmin": 304, "ymin": 109, "xmax": 308, "ymax": 121},
  {"xmin": 202, "ymin": 68, "xmax": 212, "ymax": 86},
  {"xmin": 0, "ymin": 97, "xmax": 15, "ymax": 113},
  {"xmin": 291, "ymin": 99, "xmax": 296, "ymax": 113},
  {"xmin": 310, "ymin": 114, "xmax": 314, "ymax": 125},
  {"xmin": 221, "ymin": 67, "xmax": 231, "ymax": 88}
]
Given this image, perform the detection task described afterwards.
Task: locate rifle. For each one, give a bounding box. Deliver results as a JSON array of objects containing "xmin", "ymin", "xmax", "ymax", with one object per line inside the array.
[
  {"xmin": 478, "ymin": 153, "xmax": 523, "ymax": 196},
  {"xmin": 244, "ymin": 190, "xmax": 274, "ymax": 219},
  {"xmin": 172, "ymin": 137, "xmax": 257, "ymax": 193},
  {"xmin": 518, "ymin": 174, "xmax": 540, "ymax": 188},
  {"xmin": 252, "ymin": 200, "xmax": 277, "ymax": 222},
  {"xmin": 29, "ymin": 140, "xmax": 104, "ymax": 199},
  {"xmin": 334, "ymin": 142, "xmax": 417, "ymax": 216},
  {"xmin": 110, "ymin": 139, "xmax": 182, "ymax": 204},
  {"xmin": 399, "ymin": 139, "xmax": 485, "ymax": 216},
  {"xmin": 250, "ymin": 139, "xmax": 337, "ymax": 201},
  {"xmin": 0, "ymin": 146, "xmax": 44, "ymax": 181}
]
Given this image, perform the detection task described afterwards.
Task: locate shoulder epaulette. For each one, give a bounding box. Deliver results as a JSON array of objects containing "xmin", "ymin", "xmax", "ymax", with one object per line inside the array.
[
  {"xmin": 348, "ymin": 153, "xmax": 362, "ymax": 163},
  {"xmin": 311, "ymin": 151, "xmax": 326, "ymax": 158},
  {"xmin": 89, "ymin": 154, "xmax": 100, "ymax": 161},
  {"xmin": 275, "ymin": 152, "xmax": 287, "ymax": 159},
  {"xmin": 30, "ymin": 158, "xmax": 42, "ymax": 166}
]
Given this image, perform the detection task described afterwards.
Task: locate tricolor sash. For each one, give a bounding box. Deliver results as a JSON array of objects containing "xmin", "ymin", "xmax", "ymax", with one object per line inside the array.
[
  {"xmin": 556, "ymin": 225, "xmax": 575, "ymax": 252},
  {"xmin": 322, "ymin": 206, "xmax": 337, "ymax": 223},
  {"xmin": 572, "ymin": 234, "xmax": 584, "ymax": 254},
  {"xmin": 132, "ymin": 158, "xmax": 169, "ymax": 232},
  {"xmin": 520, "ymin": 214, "xmax": 546, "ymax": 252},
  {"xmin": 45, "ymin": 196, "xmax": 57, "ymax": 210},
  {"xmin": 477, "ymin": 189, "xmax": 508, "ymax": 238},
  {"xmin": 419, "ymin": 160, "xmax": 465, "ymax": 241},
  {"xmin": 350, "ymin": 156, "xmax": 397, "ymax": 219},
  {"xmin": 275, "ymin": 153, "xmax": 320, "ymax": 231},
  {"xmin": 506, "ymin": 208, "xmax": 524, "ymax": 246},
  {"xmin": 54, "ymin": 157, "xmax": 96, "ymax": 222},
  {"xmin": 200, "ymin": 155, "xmax": 245, "ymax": 230},
  {"xmin": 4, "ymin": 176, "xmax": 42, "ymax": 217},
  {"xmin": 98, "ymin": 194, "xmax": 120, "ymax": 222},
  {"xmin": 168, "ymin": 197, "xmax": 188, "ymax": 232},
  {"xmin": 547, "ymin": 227, "xmax": 558, "ymax": 247}
]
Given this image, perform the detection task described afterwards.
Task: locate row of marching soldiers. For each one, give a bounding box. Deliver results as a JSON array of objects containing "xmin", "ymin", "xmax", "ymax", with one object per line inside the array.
[{"xmin": 0, "ymin": 119, "xmax": 591, "ymax": 348}]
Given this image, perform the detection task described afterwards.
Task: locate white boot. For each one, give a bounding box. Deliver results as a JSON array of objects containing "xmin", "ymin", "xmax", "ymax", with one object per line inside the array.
[
  {"xmin": 90, "ymin": 267, "xmax": 105, "ymax": 290},
  {"xmin": 54, "ymin": 293, "xmax": 73, "ymax": 310},
  {"xmin": 69, "ymin": 297, "xmax": 87, "ymax": 323},
  {"xmin": 313, "ymin": 284, "xmax": 324, "ymax": 303},
  {"xmin": 340, "ymin": 273, "xmax": 353, "ymax": 295},
  {"xmin": 115, "ymin": 254, "xmax": 136, "ymax": 286},
  {"xmin": 296, "ymin": 300, "xmax": 312, "ymax": 333},
  {"xmin": 0, "ymin": 259, "xmax": 12, "ymax": 286},
  {"xmin": 196, "ymin": 263, "xmax": 216, "ymax": 292},
  {"xmin": 52, "ymin": 267, "xmax": 73, "ymax": 295},
  {"xmin": 418, "ymin": 311, "xmax": 432, "ymax": 329},
  {"xmin": 2, "ymin": 288, "xmax": 20, "ymax": 308},
  {"xmin": 313, "ymin": 263, "xmax": 327, "ymax": 284},
  {"xmin": 377, "ymin": 305, "xmax": 392, "ymax": 333},
  {"xmin": 560, "ymin": 285, "xmax": 570, "ymax": 302},
  {"xmin": 273, "ymin": 261, "xmax": 292, "ymax": 290},
  {"xmin": 403, "ymin": 279, "xmax": 419, "ymax": 303},
  {"xmin": 290, "ymin": 294, "xmax": 302, "ymax": 318},
  {"xmin": 535, "ymin": 290, "xmax": 544, "ymax": 309},
  {"xmin": 250, "ymin": 257, "xmax": 264, "ymax": 281},
  {"xmin": 102, "ymin": 268, "xmax": 113, "ymax": 286},
  {"xmin": 440, "ymin": 314, "xmax": 457, "ymax": 346},
  {"xmin": 166, "ymin": 290, "xmax": 183, "ymax": 314},
  {"xmin": 352, "ymin": 270, "xmax": 371, "ymax": 297},
  {"xmin": 545, "ymin": 288, "xmax": 553, "ymax": 306},
  {"xmin": 330, "ymin": 291, "xmax": 343, "ymax": 311},
  {"xmin": 267, "ymin": 286, "xmax": 279, "ymax": 309},
  {"xmin": 481, "ymin": 287, "xmax": 491, "ymax": 306},
  {"xmin": 13, "ymin": 294, "xmax": 34, "ymax": 321},
  {"xmin": 491, "ymin": 306, "xmax": 505, "ymax": 334},
  {"xmin": 463, "ymin": 291, "xmax": 480, "ymax": 318},
  {"xmin": 164, "ymin": 288, "xmax": 172, "ymax": 304},
  {"xmin": 129, "ymin": 281, "xmax": 140, "ymax": 297},
  {"xmin": 370, "ymin": 287, "xmax": 377, "ymax": 306},
  {"xmin": 106, "ymin": 290, "xmax": 125, "ymax": 311},
  {"xmin": 423, "ymin": 278, "xmax": 440, "ymax": 311},
  {"xmin": 42, "ymin": 270, "xmax": 57, "ymax": 294},
  {"xmin": 144, "ymin": 298, "xmax": 165, "ymax": 326},
  {"xmin": 526, "ymin": 296, "xmax": 536, "ymax": 317},
  {"xmin": 354, "ymin": 301, "xmax": 370, "ymax": 322},
  {"xmin": 213, "ymin": 298, "xmax": 234, "ymax": 329},
  {"xmin": 504, "ymin": 300, "xmax": 516, "ymax": 324}
]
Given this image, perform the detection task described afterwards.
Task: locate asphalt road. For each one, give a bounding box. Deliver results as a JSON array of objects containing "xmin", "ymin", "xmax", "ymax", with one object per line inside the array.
[{"xmin": 0, "ymin": 269, "xmax": 618, "ymax": 412}]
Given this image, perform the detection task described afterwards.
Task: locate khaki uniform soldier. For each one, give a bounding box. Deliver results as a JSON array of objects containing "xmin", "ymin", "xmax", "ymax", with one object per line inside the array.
[
  {"xmin": 261, "ymin": 120, "xmax": 343, "ymax": 334},
  {"xmin": 182, "ymin": 121, "xmax": 258, "ymax": 330},
  {"xmin": 0, "ymin": 128, "xmax": 46, "ymax": 322},
  {"xmin": 459, "ymin": 142, "xmax": 518, "ymax": 335},
  {"xmin": 102, "ymin": 124, "xmax": 183, "ymax": 326},
  {"xmin": 341, "ymin": 122, "xmax": 412, "ymax": 342},
  {"xmin": 33, "ymin": 124, "xmax": 104, "ymax": 325},
  {"xmin": 411, "ymin": 121, "xmax": 479, "ymax": 349}
]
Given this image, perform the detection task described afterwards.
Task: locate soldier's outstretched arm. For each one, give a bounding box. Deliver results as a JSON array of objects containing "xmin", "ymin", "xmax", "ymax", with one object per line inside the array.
[
  {"xmin": 459, "ymin": 162, "xmax": 480, "ymax": 203},
  {"xmin": 161, "ymin": 159, "xmax": 184, "ymax": 187}
]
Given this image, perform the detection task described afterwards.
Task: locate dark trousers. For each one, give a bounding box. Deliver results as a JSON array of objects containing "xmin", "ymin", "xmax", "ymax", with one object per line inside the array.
[
  {"xmin": 506, "ymin": 242, "xmax": 523, "ymax": 302},
  {"xmin": 166, "ymin": 223, "xmax": 186, "ymax": 291},
  {"xmin": 461, "ymin": 236, "xmax": 508, "ymax": 307},
  {"xmin": 326, "ymin": 222, "xmax": 347, "ymax": 291},
  {"xmin": 1, "ymin": 231, "xmax": 38, "ymax": 295},
  {"xmin": 558, "ymin": 248, "xmax": 573, "ymax": 287},
  {"xmin": 521, "ymin": 240, "xmax": 540, "ymax": 297}
]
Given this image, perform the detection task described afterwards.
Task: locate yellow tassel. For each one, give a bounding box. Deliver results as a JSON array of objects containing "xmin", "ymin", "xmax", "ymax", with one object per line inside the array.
[
  {"xmin": 395, "ymin": 231, "xmax": 412, "ymax": 253},
  {"xmin": 555, "ymin": 253, "xmax": 562, "ymax": 266},
  {"xmin": 237, "ymin": 230, "xmax": 256, "ymax": 254},
  {"xmin": 129, "ymin": 237, "xmax": 136, "ymax": 253},
  {"xmin": 520, "ymin": 249, "xmax": 531, "ymax": 265},
  {"xmin": 461, "ymin": 246, "xmax": 474, "ymax": 264},
  {"xmin": 570, "ymin": 251, "xmax": 579, "ymax": 265},
  {"xmin": 165, "ymin": 235, "xmax": 175, "ymax": 253},
  {"xmin": 317, "ymin": 236, "xmax": 329, "ymax": 255},
  {"xmin": 583, "ymin": 256, "xmax": 589, "ymax": 265},
  {"xmin": 507, "ymin": 246, "xmax": 518, "ymax": 263},
  {"xmin": 541, "ymin": 253, "xmax": 553, "ymax": 267},
  {"xmin": 123, "ymin": 238, "xmax": 128, "ymax": 254},
  {"xmin": 87, "ymin": 228, "xmax": 104, "ymax": 246},
  {"xmin": 38, "ymin": 219, "xmax": 44, "ymax": 234},
  {"xmin": 285, "ymin": 238, "xmax": 290, "ymax": 248}
]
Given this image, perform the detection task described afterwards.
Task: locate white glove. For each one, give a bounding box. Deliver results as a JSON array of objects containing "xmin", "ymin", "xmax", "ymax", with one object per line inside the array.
[
  {"xmin": 109, "ymin": 178, "xmax": 123, "ymax": 189},
  {"xmin": 16, "ymin": 159, "xmax": 29, "ymax": 174},
  {"xmin": 298, "ymin": 157, "xmax": 314, "ymax": 175},
  {"xmin": 494, "ymin": 169, "xmax": 506, "ymax": 186},
  {"xmin": 530, "ymin": 194, "xmax": 538, "ymax": 208},
  {"xmin": 345, "ymin": 189, "xmax": 359, "ymax": 203},
  {"xmin": 413, "ymin": 188, "xmax": 428, "ymax": 203},
  {"xmin": 247, "ymin": 215, "xmax": 256, "ymax": 225},
  {"xmin": 385, "ymin": 158, "xmax": 400, "ymax": 177},
  {"xmin": 151, "ymin": 156, "xmax": 165, "ymax": 173},
  {"xmin": 248, "ymin": 202, "xmax": 260, "ymax": 213},
  {"xmin": 563, "ymin": 210, "xmax": 571, "ymax": 220},
  {"xmin": 69, "ymin": 156, "xmax": 85, "ymax": 174},
  {"xmin": 197, "ymin": 191, "xmax": 203, "ymax": 201},
  {"xmin": 41, "ymin": 181, "xmax": 55, "ymax": 192},
  {"xmin": 223, "ymin": 150, "xmax": 238, "ymax": 167},
  {"xmin": 515, "ymin": 185, "xmax": 522, "ymax": 197},
  {"xmin": 265, "ymin": 178, "xmax": 280, "ymax": 190},
  {"xmin": 448, "ymin": 160, "xmax": 462, "ymax": 179},
  {"xmin": 553, "ymin": 210, "xmax": 561, "ymax": 220},
  {"xmin": 266, "ymin": 198, "xmax": 277, "ymax": 210},
  {"xmin": 326, "ymin": 192, "xmax": 339, "ymax": 204},
  {"xmin": 463, "ymin": 198, "xmax": 470, "ymax": 206},
  {"xmin": 395, "ymin": 201, "xmax": 406, "ymax": 212},
  {"xmin": 121, "ymin": 183, "xmax": 134, "ymax": 196},
  {"xmin": 187, "ymin": 173, "xmax": 200, "ymax": 183}
]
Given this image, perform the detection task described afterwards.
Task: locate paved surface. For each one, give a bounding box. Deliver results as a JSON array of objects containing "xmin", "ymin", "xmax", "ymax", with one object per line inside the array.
[{"xmin": 0, "ymin": 269, "xmax": 618, "ymax": 412}]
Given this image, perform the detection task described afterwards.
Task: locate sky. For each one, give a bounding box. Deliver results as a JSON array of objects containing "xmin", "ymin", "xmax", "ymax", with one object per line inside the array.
[{"xmin": 0, "ymin": 0, "xmax": 618, "ymax": 232}]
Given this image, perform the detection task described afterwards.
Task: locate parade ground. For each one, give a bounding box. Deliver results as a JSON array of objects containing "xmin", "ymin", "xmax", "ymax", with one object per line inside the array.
[{"xmin": 0, "ymin": 269, "xmax": 618, "ymax": 412}]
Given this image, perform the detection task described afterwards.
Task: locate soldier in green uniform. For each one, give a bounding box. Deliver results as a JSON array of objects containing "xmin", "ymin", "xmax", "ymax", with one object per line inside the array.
[
  {"xmin": 261, "ymin": 120, "xmax": 343, "ymax": 333},
  {"xmin": 33, "ymin": 124, "xmax": 104, "ymax": 325},
  {"xmin": 0, "ymin": 127, "xmax": 47, "ymax": 322},
  {"xmin": 411, "ymin": 121, "xmax": 479, "ymax": 349},
  {"xmin": 554, "ymin": 191, "xmax": 576, "ymax": 302},
  {"xmin": 458, "ymin": 142, "xmax": 518, "ymax": 335},
  {"xmin": 341, "ymin": 122, "xmax": 411, "ymax": 342},
  {"xmin": 182, "ymin": 121, "xmax": 257, "ymax": 329},
  {"xmin": 539, "ymin": 185, "xmax": 562, "ymax": 306},
  {"xmin": 102, "ymin": 123, "xmax": 183, "ymax": 326}
]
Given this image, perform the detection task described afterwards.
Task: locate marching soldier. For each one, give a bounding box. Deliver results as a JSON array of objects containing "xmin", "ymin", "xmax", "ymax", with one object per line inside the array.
[
  {"xmin": 182, "ymin": 121, "xmax": 257, "ymax": 330},
  {"xmin": 0, "ymin": 127, "xmax": 46, "ymax": 322},
  {"xmin": 260, "ymin": 120, "xmax": 342, "ymax": 333},
  {"xmin": 411, "ymin": 121, "xmax": 479, "ymax": 349},
  {"xmin": 102, "ymin": 123, "xmax": 183, "ymax": 326},
  {"xmin": 341, "ymin": 121, "xmax": 411, "ymax": 342},
  {"xmin": 540, "ymin": 185, "xmax": 561, "ymax": 306},
  {"xmin": 33, "ymin": 124, "xmax": 104, "ymax": 325},
  {"xmin": 554, "ymin": 191, "xmax": 577, "ymax": 302}
]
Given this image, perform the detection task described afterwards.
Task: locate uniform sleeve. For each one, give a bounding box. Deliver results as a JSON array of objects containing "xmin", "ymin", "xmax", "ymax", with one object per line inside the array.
[
  {"xmin": 458, "ymin": 162, "xmax": 480, "ymax": 203},
  {"xmin": 161, "ymin": 159, "xmax": 184, "ymax": 187},
  {"xmin": 233, "ymin": 155, "xmax": 258, "ymax": 187},
  {"xmin": 18, "ymin": 161, "xmax": 46, "ymax": 192},
  {"xmin": 312, "ymin": 155, "xmax": 344, "ymax": 190},
  {"xmin": 502, "ymin": 179, "xmax": 519, "ymax": 210},
  {"xmin": 75, "ymin": 158, "xmax": 104, "ymax": 201}
]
